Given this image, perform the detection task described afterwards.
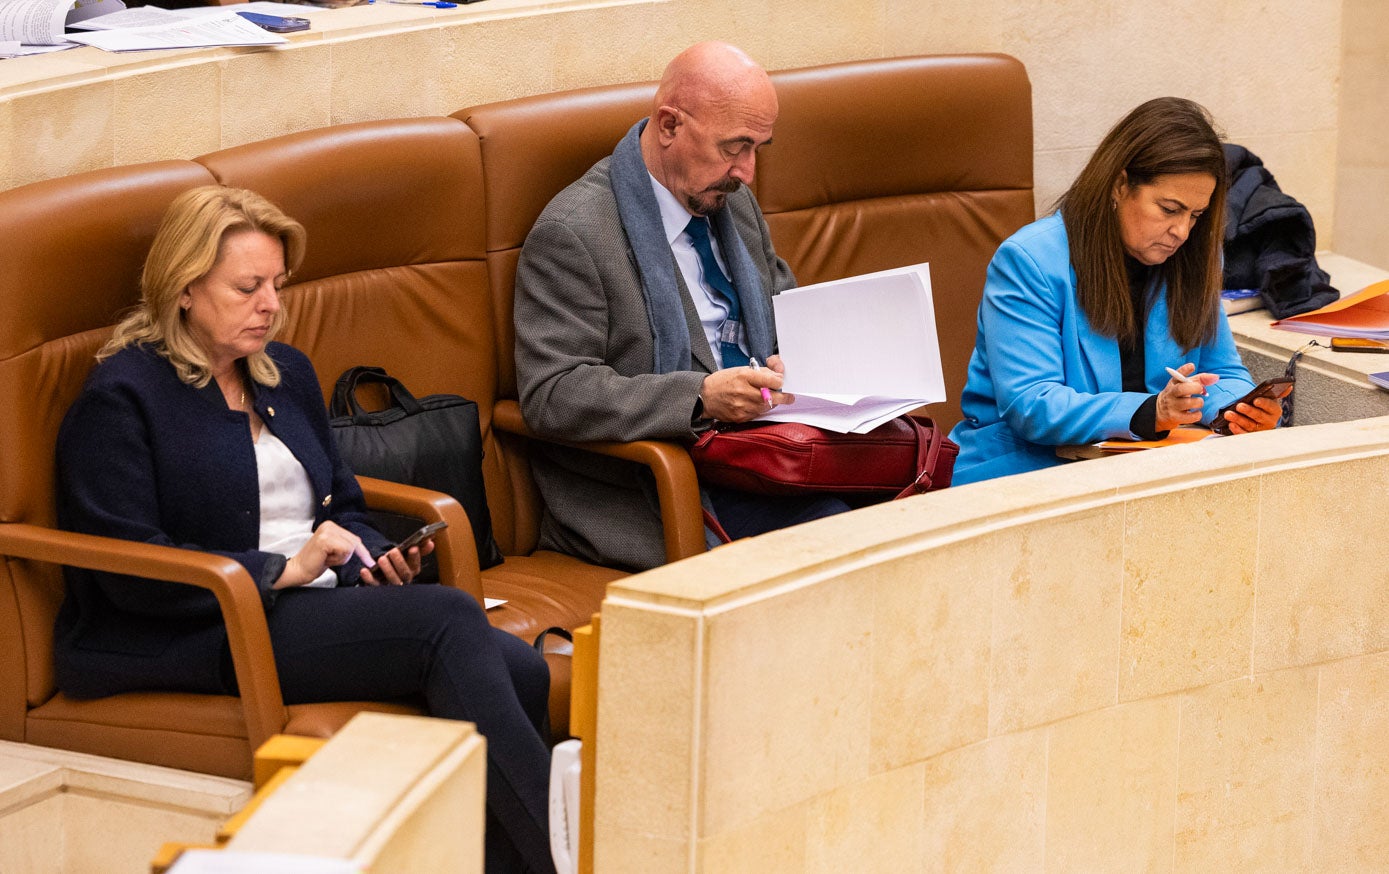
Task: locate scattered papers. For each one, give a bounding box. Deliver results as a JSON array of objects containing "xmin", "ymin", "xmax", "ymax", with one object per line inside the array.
[
  {"xmin": 67, "ymin": 10, "xmax": 286, "ymax": 50},
  {"xmin": 484, "ymin": 597, "xmax": 507, "ymax": 610},
  {"xmin": 1271, "ymin": 279, "xmax": 1389, "ymax": 340},
  {"xmin": 762, "ymin": 262, "xmax": 945, "ymax": 433}
]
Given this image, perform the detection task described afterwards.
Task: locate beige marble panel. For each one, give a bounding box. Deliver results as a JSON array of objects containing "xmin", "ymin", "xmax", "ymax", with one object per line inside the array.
[
  {"xmin": 328, "ymin": 29, "xmax": 451, "ymax": 126},
  {"xmin": 1333, "ymin": 166, "xmax": 1389, "ymax": 272},
  {"xmin": 592, "ymin": 827, "xmax": 691, "ymax": 873},
  {"xmin": 920, "ymin": 731, "xmax": 1047, "ymax": 873},
  {"xmin": 546, "ymin": 2, "xmax": 665, "ymax": 91},
  {"xmin": 8, "ymin": 80, "xmax": 113, "ymax": 186},
  {"xmin": 1254, "ymin": 457, "xmax": 1389, "ymax": 673},
  {"xmin": 804, "ymin": 765, "xmax": 926, "ymax": 874},
  {"xmin": 1335, "ymin": 52, "xmax": 1389, "ymax": 170},
  {"xmin": 759, "ymin": 0, "xmax": 883, "ymax": 71},
  {"xmin": 1120, "ymin": 479, "xmax": 1258, "ymax": 701},
  {"xmin": 1046, "ymin": 697, "xmax": 1179, "ymax": 872},
  {"xmin": 65, "ymin": 791, "xmax": 224, "ymax": 874},
  {"xmin": 699, "ymin": 800, "xmax": 807, "ymax": 874},
  {"xmin": 700, "ymin": 570, "xmax": 873, "ymax": 834},
  {"xmin": 1032, "ymin": 146, "xmax": 1092, "ymax": 219},
  {"xmin": 1174, "ymin": 670, "xmax": 1318, "ymax": 871},
  {"xmin": 0, "ymin": 792, "xmax": 64, "ymax": 874},
  {"xmin": 593, "ymin": 601, "xmax": 700, "ymax": 842},
  {"xmin": 989, "ymin": 506, "xmax": 1123, "ymax": 735},
  {"xmin": 219, "ymin": 44, "xmax": 333, "ymax": 149},
  {"xmin": 1314, "ymin": 650, "xmax": 1389, "ymax": 868},
  {"xmin": 1342, "ymin": 0, "xmax": 1389, "ymax": 55},
  {"xmin": 660, "ymin": 0, "xmax": 775, "ymax": 64},
  {"xmin": 113, "ymin": 63, "xmax": 221, "ymax": 166},
  {"xmin": 869, "ymin": 541, "xmax": 991, "ymax": 772},
  {"xmin": 439, "ymin": 15, "xmax": 558, "ymax": 107}
]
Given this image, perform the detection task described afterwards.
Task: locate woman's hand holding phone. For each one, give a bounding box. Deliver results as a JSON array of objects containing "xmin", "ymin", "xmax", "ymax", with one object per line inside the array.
[{"xmin": 359, "ymin": 520, "xmax": 445, "ymax": 587}]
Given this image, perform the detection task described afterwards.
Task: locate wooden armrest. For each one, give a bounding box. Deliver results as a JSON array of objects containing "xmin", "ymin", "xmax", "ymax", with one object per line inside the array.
[
  {"xmin": 356, "ymin": 476, "xmax": 484, "ymax": 602},
  {"xmin": 491, "ymin": 400, "xmax": 706, "ymax": 562},
  {"xmin": 0, "ymin": 522, "xmax": 285, "ymax": 749}
]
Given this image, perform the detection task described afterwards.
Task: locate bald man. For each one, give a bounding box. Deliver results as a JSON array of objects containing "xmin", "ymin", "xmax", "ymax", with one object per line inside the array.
[{"xmin": 514, "ymin": 42, "xmax": 848, "ymax": 571}]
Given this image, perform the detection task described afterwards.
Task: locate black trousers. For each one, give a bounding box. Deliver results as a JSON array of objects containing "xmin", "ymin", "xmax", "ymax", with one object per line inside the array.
[
  {"xmin": 265, "ymin": 584, "xmax": 556, "ymax": 874},
  {"xmin": 705, "ymin": 484, "xmax": 853, "ymax": 540}
]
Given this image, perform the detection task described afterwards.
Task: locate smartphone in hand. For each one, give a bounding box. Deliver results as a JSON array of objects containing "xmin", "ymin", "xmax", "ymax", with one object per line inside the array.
[
  {"xmin": 394, "ymin": 520, "xmax": 448, "ymax": 553},
  {"xmin": 1211, "ymin": 376, "xmax": 1294, "ymax": 435}
]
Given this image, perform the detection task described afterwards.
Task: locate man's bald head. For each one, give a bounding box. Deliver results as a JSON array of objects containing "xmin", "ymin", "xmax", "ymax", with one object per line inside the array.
[
  {"xmin": 652, "ymin": 42, "xmax": 777, "ymax": 122},
  {"xmin": 642, "ymin": 42, "xmax": 778, "ymax": 216}
]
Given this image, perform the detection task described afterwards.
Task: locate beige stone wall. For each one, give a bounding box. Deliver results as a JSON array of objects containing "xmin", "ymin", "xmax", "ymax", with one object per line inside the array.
[
  {"xmin": 1334, "ymin": 0, "xmax": 1389, "ymax": 269},
  {"xmin": 0, "ymin": 0, "xmax": 1372, "ymax": 263},
  {"xmin": 594, "ymin": 416, "xmax": 1389, "ymax": 870}
]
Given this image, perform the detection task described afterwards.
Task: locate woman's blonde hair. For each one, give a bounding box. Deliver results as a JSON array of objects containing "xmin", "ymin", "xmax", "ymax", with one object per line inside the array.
[
  {"xmin": 1055, "ymin": 97, "xmax": 1227, "ymax": 351},
  {"xmin": 100, "ymin": 185, "xmax": 307, "ymax": 388}
]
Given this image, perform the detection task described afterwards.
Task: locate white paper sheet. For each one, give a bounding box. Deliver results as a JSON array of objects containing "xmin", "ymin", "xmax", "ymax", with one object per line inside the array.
[
  {"xmin": 168, "ymin": 850, "xmax": 362, "ymax": 873},
  {"xmin": 0, "ymin": 0, "xmax": 69, "ymax": 46},
  {"xmin": 764, "ymin": 262, "xmax": 945, "ymax": 432},
  {"xmin": 66, "ymin": 10, "xmax": 286, "ymax": 50}
]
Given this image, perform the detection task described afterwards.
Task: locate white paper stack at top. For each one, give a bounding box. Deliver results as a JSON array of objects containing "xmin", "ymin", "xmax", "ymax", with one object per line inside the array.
[{"xmin": 761, "ymin": 262, "xmax": 945, "ymax": 433}]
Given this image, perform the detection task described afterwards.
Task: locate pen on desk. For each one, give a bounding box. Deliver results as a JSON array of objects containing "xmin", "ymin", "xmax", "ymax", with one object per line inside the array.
[
  {"xmin": 386, "ymin": 1, "xmax": 458, "ymax": 7},
  {"xmin": 749, "ymin": 357, "xmax": 774, "ymax": 409}
]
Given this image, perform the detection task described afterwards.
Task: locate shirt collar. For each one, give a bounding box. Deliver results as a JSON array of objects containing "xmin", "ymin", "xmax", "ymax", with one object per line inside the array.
[{"xmin": 649, "ymin": 172, "xmax": 697, "ymax": 247}]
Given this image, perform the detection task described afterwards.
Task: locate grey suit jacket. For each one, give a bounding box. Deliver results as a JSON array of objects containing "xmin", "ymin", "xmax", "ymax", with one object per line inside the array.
[{"xmin": 514, "ymin": 155, "xmax": 795, "ymax": 570}]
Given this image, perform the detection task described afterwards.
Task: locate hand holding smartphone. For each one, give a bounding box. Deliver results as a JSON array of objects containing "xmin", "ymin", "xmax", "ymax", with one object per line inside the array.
[
  {"xmin": 394, "ymin": 520, "xmax": 448, "ymax": 553},
  {"xmin": 1211, "ymin": 377, "xmax": 1294, "ymax": 435}
]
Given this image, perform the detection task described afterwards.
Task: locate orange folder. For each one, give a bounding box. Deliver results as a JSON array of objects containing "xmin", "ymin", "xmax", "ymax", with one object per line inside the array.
[{"xmin": 1272, "ymin": 279, "xmax": 1389, "ymax": 337}]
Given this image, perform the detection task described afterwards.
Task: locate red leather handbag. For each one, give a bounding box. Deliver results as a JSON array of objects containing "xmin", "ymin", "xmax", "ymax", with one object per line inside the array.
[{"xmin": 689, "ymin": 414, "xmax": 958, "ymax": 501}]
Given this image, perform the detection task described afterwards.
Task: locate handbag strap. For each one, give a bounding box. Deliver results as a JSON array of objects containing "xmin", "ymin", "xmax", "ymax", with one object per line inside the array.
[
  {"xmin": 894, "ymin": 415, "xmax": 944, "ymax": 500},
  {"xmin": 330, "ymin": 366, "xmax": 425, "ymax": 423}
]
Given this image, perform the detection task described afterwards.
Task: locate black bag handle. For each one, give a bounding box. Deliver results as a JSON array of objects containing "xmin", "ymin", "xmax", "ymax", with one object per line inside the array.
[{"xmin": 330, "ymin": 366, "xmax": 425, "ymax": 424}]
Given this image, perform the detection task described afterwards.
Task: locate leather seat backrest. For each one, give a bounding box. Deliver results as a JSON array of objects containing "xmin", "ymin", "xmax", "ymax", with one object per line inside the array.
[
  {"xmin": 0, "ymin": 162, "xmax": 217, "ymax": 727},
  {"xmin": 756, "ymin": 54, "xmax": 1035, "ymax": 433},
  {"xmin": 191, "ymin": 118, "xmax": 528, "ymax": 552},
  {"xmin": 455, "ymin": 84, "xmax": 653, "ymax": 554}
]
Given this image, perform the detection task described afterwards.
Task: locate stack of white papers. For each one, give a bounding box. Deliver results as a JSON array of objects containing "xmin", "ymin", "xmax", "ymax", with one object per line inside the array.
[
  {"xmin": 762, "ymin": 262, "xmax": 945, "ymax": 433},
  {"xmin": 67, "ymin": 10, "xmax": 286, "ymax": 50}
]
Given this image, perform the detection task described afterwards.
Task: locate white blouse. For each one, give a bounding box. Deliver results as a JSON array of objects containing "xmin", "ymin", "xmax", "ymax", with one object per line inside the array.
[{"xmin": 254, "ymin": 429, "xmax": 336, "ymax": 588}]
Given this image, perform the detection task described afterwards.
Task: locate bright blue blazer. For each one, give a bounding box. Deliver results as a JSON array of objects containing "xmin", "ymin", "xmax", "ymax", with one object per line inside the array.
[{"xmin": 949, "ymin": 213, "xmax": 1255, "ymax": 485}]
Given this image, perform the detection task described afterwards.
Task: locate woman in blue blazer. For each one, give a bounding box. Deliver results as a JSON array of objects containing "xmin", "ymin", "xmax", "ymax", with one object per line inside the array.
[
  {"xmin": 950, "ymin": 98, "xmax": 1284, "ymax": 485},
  {"xmin": 55, "ymin": 186, "xmax": 556, "ymax": 874}
]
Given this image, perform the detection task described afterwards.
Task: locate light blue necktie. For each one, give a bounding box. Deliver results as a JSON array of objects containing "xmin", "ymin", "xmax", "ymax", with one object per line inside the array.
[{"xmin": 685, "ymin": 216, "xmax": 750, "ymax": 369}]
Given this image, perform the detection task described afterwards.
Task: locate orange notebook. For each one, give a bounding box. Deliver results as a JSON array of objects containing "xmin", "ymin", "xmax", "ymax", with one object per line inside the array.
[
  {"xmin": 1056, "ymin": 426, "xmax": 1215, "ymax": 461},
  {"xmin": 1272, "ymin": 279, "xmax": 1389, "ymax": 339}
]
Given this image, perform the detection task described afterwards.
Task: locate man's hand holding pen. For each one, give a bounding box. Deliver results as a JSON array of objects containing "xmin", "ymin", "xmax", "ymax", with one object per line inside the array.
[{"xmin": 699, "ymin": 354, "xmax": 795, "ymax": 422}]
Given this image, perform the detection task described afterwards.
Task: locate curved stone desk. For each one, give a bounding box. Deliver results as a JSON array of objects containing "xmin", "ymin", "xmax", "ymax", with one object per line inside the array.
[{"xmin": 592, "ymin": 415, "xmax": 1389, "ymax": 870}]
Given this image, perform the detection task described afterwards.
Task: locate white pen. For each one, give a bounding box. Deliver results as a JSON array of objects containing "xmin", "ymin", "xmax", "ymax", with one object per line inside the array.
[
  {"xmin": 1164, "ymin": 366, "xmax": 1195, "ymax": 383},
  {"xmin": 749, "ymin": 357, "xmax": 774, "ymax": 409}
]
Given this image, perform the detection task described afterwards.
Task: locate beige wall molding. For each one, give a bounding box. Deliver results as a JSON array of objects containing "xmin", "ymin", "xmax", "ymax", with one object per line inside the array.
[
  {"xmin": 1, "ymin": 0, "xmax": 1383, "ymax": 269},
  {"xmin": 594, "ymin": 414, "xmax": 1389, "ymax": 869}
]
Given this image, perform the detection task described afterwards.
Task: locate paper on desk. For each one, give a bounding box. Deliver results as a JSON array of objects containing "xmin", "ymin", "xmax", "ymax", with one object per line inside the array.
[
  {"xmin": 0, "ymin": 0, "xmax": 70, "ymax": 45},
  {"xmin": 760, "ymin": 263, "xmax": 945, "ymax": 432},
  {"xmin": 66, "ymin": 10, "xmax": 286, "ymax": 50}
]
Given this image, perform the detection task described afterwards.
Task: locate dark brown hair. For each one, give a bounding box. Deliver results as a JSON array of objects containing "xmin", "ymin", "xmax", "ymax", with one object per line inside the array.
[{"xmin": 1056, "ymin": 97, "xmax": 1227, "ymax": 350}]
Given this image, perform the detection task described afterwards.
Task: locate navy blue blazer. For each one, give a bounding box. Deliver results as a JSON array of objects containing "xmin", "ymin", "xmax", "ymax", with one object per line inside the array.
[
  {"xmin": 54, "ymin": 342, "xmax": 390, "ymax": 699},
  {"xmin": 950, "ymin": 213, "xmax": 1256, "ymax": 484}
]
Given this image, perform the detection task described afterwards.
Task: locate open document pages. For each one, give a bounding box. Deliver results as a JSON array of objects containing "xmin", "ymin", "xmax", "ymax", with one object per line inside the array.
[{"xmin": 761, "ymin": 262, "xmax": 945, "ymax": 433}]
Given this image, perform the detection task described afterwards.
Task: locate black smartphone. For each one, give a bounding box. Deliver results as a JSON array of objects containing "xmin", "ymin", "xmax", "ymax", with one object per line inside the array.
[
  {"xmin": 394, "ymin": 520, "xmax": 447, "ymax": 552},
  {"xmin": 236, "ymin": 11, "xmax": 311, "ymax": 32},
  {"xmin": 1331, "ymin": 337, "xmax": 1389, "ymax": 353},
  {"xmin": 1211, "ymin": 376, "xmax": 1295, "ymax": 435}
]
